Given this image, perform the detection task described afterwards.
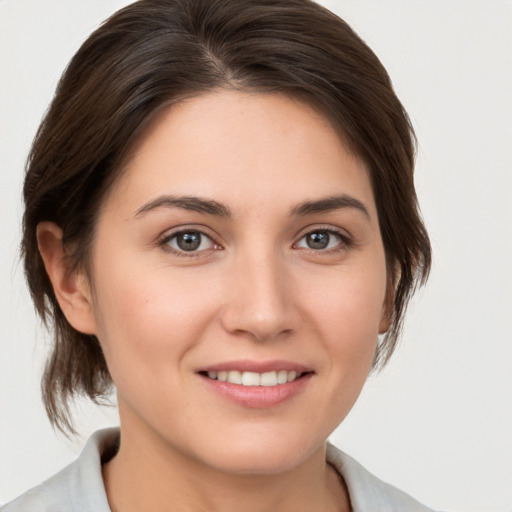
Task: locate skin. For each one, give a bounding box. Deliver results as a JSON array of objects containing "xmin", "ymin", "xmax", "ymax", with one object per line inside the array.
[{"xmin": 38, "ymin": 90, "xmax": 391, "ymax": 512}]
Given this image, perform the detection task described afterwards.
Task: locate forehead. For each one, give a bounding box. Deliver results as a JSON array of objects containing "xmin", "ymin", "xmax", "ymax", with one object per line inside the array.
[{"xmin": 105, "ymin": 90, "xmax": 377, "ymax": 220}]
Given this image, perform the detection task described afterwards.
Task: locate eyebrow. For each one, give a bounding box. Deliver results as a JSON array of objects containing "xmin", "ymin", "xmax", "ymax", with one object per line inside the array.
[
  {"xmin": 134, "ymin": 193, "xmax": 370, "ymax": 220},
  {"xmin": 135, "ymin": 195, "xmax": 231, "ymax": 217},
  {"xmin": 290, "ymin": 195, "xmax": 370, "ymax": 220}
]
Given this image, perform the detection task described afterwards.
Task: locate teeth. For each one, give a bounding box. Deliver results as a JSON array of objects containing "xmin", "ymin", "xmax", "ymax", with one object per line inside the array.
[
  {"xmin": 228, "ymin": 370, "xmax": 242, "ymax": 384},
  {"xmin": 287, "ymin": 371, "xmax": 297, "ymax": 382},
  {"xmin": 207, "ymin": 370, "xmax": 302, "ymax": 386},
  {"xmin": 277, "ymin": 370, "xmax": 288, "ymax": 384},
  {"xmin": 241, "ymin": 371, "xmax": 260, "ymax": 386},
  {"xmin": 260, "ymin": 371, "xmax": 277, "ymax": 386}
]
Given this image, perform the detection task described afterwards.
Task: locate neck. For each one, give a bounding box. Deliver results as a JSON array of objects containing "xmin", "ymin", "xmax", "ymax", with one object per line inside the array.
[{"xmin": 102, "ymin": 414, "xmax": 350, "ymax": 512}]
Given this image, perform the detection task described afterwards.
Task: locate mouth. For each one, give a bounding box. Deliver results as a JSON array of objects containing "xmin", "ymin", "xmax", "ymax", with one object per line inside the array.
[
  {"xmin": 197, "ymin": 361, "xmax": 313, "ymax": 407},
  {"xmin": 199, "ymin": 369, "xmax": 306, "ymax": 387}
]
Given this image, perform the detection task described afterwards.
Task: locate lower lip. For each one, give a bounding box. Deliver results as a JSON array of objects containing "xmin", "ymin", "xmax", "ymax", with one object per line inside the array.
[{"xmin": 199, "ymin": 373, "xmax": 313, "ymax": 408}]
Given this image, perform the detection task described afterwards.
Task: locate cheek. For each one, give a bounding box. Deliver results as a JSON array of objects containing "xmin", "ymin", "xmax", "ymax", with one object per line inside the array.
[
  {"xmin": 299, "ymin": 258, "xmax": 387, "ymax": 380},
  {"xmin": 308, "ymin": 264, "xmax": 387, "ymax": 340},
  {"xmin": 90, "ymin": 260, "xmax": 219, "ymax": 389}
]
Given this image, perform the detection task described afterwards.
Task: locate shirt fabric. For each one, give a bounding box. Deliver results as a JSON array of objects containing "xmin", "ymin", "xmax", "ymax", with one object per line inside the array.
[{"xmin": 3, "ymin": 428, "xmax": 436, "ymax": 511}]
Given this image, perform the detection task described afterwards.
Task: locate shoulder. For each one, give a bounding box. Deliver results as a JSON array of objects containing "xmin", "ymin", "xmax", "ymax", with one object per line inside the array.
[
  {"xmin": 2, "ymin": 428, "xmax": 118, "ymax": 512},
  {"xmin": 326, "ymin": 443, "xmax": 439, "ymax": 512},
  {"xmin": 2, "ymin": 479, "xmax": 68, "ymax": 512}
]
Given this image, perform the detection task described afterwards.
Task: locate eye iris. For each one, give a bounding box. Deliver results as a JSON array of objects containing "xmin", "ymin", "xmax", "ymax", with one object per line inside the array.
[
  {"xmin": 177, "ymin": 232, "xmax": 201, "ymax": 251},
  {"xmin": 307, "ymin": 231, "xmax": 329, "ymax": 249}
]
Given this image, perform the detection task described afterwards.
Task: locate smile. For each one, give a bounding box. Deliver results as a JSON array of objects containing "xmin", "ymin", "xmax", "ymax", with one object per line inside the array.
[
  {"xmin": 198, "ymin": 361, "xmax": 313, "ymax": 407},
  {"xmin": 206, "ymin": 370, "xmax": 302, "ymax": 386}
]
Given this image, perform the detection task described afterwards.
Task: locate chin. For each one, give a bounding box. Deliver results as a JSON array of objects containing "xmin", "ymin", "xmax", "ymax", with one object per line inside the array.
[{"xmin": 191, "ymin": 432, "xmax": 323, "ymax": 476}]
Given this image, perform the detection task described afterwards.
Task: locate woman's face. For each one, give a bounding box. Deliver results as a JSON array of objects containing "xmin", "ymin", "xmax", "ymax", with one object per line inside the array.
[{"xmin": 85, "ymin": 90, "xmax": 389, "ymax": 474}]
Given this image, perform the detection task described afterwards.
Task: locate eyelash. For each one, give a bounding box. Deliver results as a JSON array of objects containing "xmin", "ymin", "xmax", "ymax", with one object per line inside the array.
[
  {"xmin": 294, "ymin": 226, "xmax": 353, "ymax": 253},
  {"xmin": 159, "ymin": 229, "xmax": 220, "ymax": 257},
  {"xmin": 158, "ymin": 226, "xmax": 352, "ymax": 256}
]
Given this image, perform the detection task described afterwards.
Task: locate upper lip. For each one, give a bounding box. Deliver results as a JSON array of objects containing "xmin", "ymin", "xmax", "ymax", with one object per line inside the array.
[{"xmin": 198, "ymin": 360, "xmax": 313, "ymax": 374}]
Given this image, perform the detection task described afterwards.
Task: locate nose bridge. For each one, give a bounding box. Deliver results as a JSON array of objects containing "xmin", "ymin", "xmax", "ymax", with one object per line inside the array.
[{"xmin": 221, "ymin": 239, "xmax": 294, "ymax": 340}]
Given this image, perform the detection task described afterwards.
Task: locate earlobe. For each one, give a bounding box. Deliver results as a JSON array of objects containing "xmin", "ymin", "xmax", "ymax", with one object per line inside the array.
[
  {"xmin": 36, "ymin": 222, "xmax": 97, "ymax": 335},
  {"xmin": 378, "ymin": 308, "xmax": 392, "ymax": 334},
  {"xmin": 378, "ymin": 276, "xmax": 395, "ymax": 334}
]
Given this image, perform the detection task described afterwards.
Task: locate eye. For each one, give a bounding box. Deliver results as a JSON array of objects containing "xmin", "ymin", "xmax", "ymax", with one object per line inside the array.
[
  {"xmin": 164, "ymin": 230, "xmax": 216, "ymax": 253},
  {"xmin": 295, "ymin": 230, "xmax": 345, "ymax": 250}
]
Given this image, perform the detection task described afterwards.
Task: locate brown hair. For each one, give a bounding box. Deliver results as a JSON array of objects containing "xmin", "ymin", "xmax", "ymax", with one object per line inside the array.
[{"xmin": 21, "ymin": 0, "xmax": 431, "ymax": 433}]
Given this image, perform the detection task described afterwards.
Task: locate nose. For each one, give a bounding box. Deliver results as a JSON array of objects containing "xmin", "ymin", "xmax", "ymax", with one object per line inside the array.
[{"xmin": 219, "ymin": 248, "xmax": 297, "ymax": 342}]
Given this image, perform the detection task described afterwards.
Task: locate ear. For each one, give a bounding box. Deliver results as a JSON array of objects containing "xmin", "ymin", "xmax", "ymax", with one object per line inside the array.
[
  {"xmin": 378, "ymin": 273, "xmax": 396, "ymax": 334},
  {"xmin": 37, "ymin": 221, "xmax": 97, "ymax": 335},
  {"xmin": 378, "ymin": 305, "xmax": 392, "ymax": 334}
]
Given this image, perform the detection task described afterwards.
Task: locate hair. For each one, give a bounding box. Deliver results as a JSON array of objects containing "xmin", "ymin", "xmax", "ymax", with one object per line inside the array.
[{"xmin": 21, "ymin": 0, "xmax": 431, "ymax": 434}]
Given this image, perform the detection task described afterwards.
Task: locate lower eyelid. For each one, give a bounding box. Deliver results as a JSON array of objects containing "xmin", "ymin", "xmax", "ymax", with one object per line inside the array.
[
  {"xmin": 161, "ymin": 230, "xmax": 218, "ymax": 253},
  {"xmin": 295, "ymin": 229, "xmax": 350, "ymax": 250},
  {"xmin": 158, "ymin": 227, "xmax": 352, "ymax": 254}
]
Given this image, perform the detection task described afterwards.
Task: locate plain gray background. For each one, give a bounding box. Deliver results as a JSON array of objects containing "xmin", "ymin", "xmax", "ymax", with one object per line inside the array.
[{"xmin": 1, "ymin": 1, "xmax": 511, "ymax": 510}]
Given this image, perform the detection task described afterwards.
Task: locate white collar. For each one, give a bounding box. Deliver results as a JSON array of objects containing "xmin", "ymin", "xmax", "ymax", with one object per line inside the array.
[{"xmin": 4, "ymin": 428, "xmax": 436, "ymax": 511}]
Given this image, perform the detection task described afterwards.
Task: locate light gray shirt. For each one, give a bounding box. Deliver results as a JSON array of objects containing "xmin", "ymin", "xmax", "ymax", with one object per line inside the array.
[{"xmin": 2, "ymin": 428, "xmax": 437, "ymax": 511}]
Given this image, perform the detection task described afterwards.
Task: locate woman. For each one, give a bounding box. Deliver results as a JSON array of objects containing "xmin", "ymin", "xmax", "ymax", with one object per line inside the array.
[{"xmin": 5, "ymin": 0, "xmax": 433, "ymax": 510}]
